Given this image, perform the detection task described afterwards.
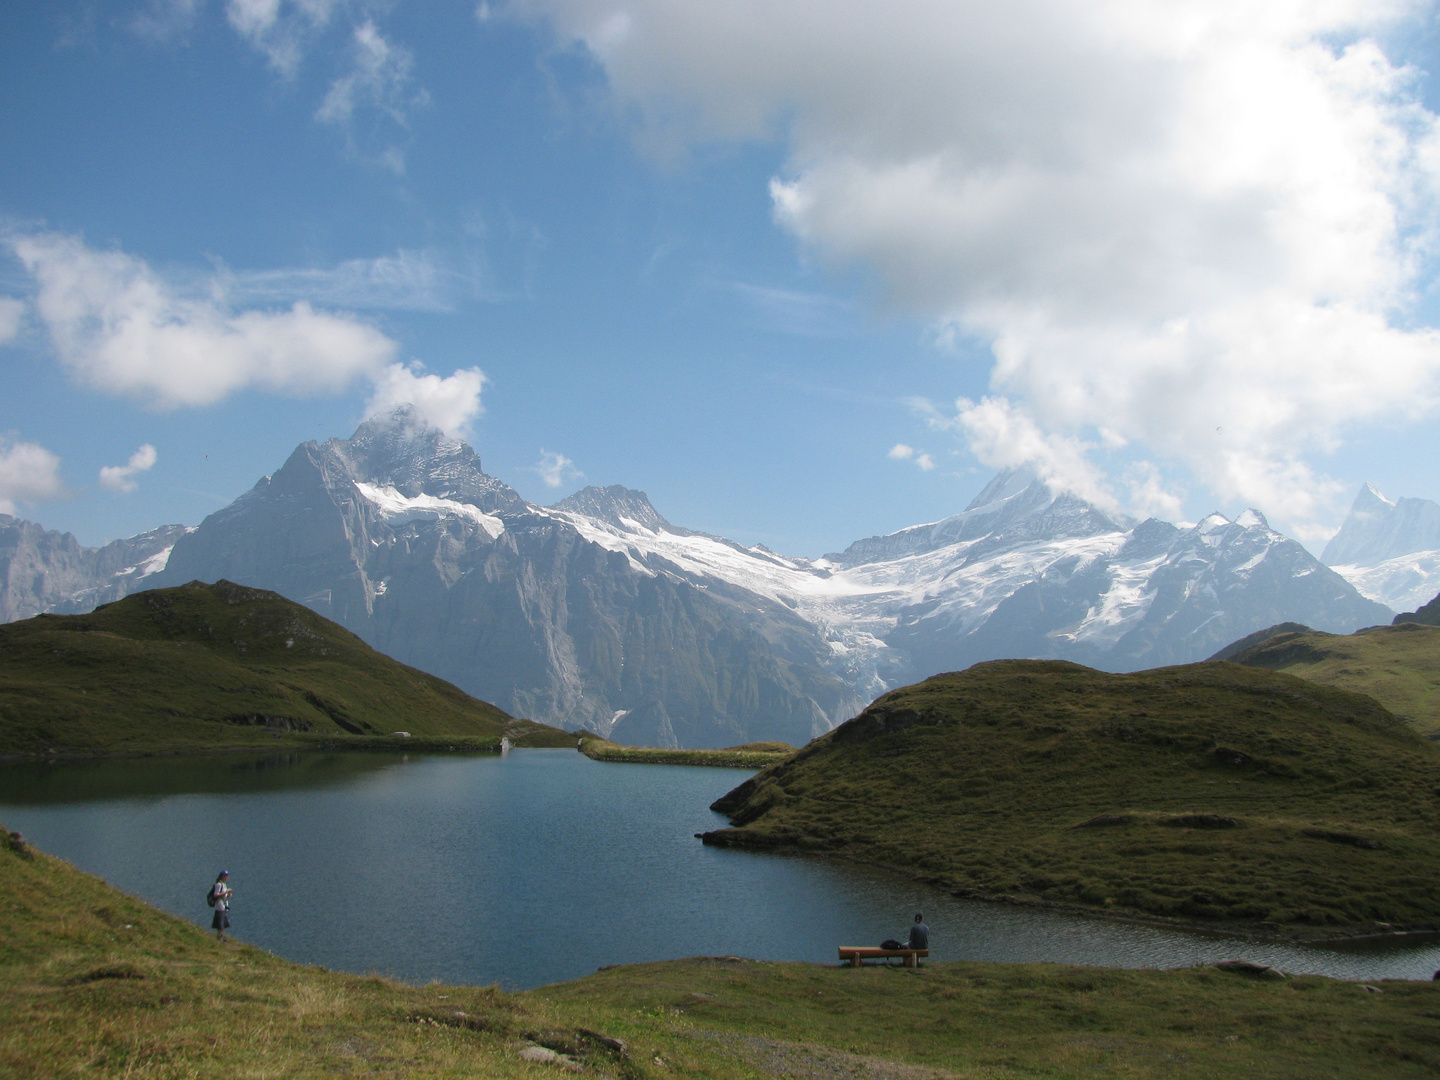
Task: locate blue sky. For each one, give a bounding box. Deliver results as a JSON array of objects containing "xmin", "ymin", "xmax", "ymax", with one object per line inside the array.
[{"xmin": 2, "ymin": 1, "xmax": 1439, "ymax": 555}]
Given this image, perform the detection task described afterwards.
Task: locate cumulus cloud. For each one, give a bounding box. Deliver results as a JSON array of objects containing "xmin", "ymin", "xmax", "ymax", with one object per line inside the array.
[
  {"xmin": 516, "ymin": 0, "xmax": 1440, "ymax": 531},
  {"xmin": 365, "ymin": 362, "xmax": 488, "ymax": 437},
  {"xmin": 948, "ymin": 397, "xmax": 1123, "ymax": 516},
  {"xmin": 11, "ymin": 232, "xmax": 398, "ymax": 408},
  {"xmin": 99, "ymin": 444, "xmax": 158, "ymax": 494},
  {"xmin": 0, "ymin": 438, "xmax": 66, "ymax": 515},
  {"xmin": 0, "ymin": 297, "xmax": 23, "ymax": 344},
  {"xmin": 534, "ymin": 449, "xmax": 581, "ymax": 488},
  {"xmin": 887, "ymin": 443, "xmax": 935, "ymax": 471}
]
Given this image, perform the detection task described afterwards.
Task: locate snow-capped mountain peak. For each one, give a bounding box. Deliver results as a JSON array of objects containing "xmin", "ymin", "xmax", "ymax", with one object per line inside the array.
[
  {"xmin": 1324, "ymin": 482, "xmax": 1440, "ymax": 612},
  {"xmin": 327, "ymin": 407, "xmax": 524, "ymax": 515},
  {"xmin": 552, "ymin": 485, "xmax": 674, "ymax": 534}
]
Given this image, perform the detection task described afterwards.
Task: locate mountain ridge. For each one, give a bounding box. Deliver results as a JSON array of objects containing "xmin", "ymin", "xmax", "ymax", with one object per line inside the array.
[{"xmin": 0, "ymin": 410, "xmax": 1399, "ymax": 746}]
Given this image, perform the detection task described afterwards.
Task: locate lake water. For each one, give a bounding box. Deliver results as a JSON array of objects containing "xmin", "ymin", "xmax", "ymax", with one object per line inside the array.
[{"xmin": 1, "ymin": 748, "xmax": 1436, "ymax": 990}]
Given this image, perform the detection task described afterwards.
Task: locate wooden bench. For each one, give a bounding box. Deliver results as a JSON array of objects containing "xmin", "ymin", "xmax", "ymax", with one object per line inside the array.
[{"xmin": 837, "ymin": 946, "xmax": 929, "ymax": 968}]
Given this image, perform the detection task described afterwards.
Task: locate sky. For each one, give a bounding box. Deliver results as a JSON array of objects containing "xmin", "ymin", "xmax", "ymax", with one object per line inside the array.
[{"xmin": 2, "ymin": 1, "xmax": 1440, "ymax": 557}]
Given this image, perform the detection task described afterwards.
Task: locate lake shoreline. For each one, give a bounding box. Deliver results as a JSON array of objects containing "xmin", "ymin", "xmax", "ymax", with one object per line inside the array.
[
  {"xmin": 5, "ymin": 833, "xmax": 1440, "ymax": 1078},
  {"xmin": 699, "ymin": 831, "xmax": 1440, "ymax": 946}
]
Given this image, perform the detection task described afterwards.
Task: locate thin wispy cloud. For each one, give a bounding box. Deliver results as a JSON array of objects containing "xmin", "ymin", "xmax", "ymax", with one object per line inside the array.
[
  {"xmin": 316, "ymin": 20, "xmax": 430, "ymax": 172},
  {"xmin": 0, "ymin": 297, "xmax": 23, "ymax": 344},
  {"xmin": 221, "ymin": 250, "xmax": 477, "ymax": 312},
  {"xmin": 226, "ymin": 0, "xmax": 345, "ymax": 77},
  {"xmin": 727, "ymin": 281, "xmax": 857, "ymax": 338}
]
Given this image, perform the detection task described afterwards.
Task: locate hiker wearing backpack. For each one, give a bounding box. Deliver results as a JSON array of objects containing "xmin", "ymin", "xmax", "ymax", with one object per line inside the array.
[{"xmin": 207, "ymin": 871, "xmax": 232, "ymax": 940}]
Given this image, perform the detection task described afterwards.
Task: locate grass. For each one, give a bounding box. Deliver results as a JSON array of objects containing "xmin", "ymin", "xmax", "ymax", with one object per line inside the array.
[
  {"xmin": 0, "ymin": 580, "xmax": 571, "ymax": 757},
  {"xmin": 577, "ymin": 732, "xmax": 794, "ymax": 768},
  {"xmin": 1227, "ymin": 621, "xmax": 1440, "ymax": 737},
  {"xmin": 4, "ymin": 827, "xmax": 1440, "ymax": 1079},
  {"xmin": 704, "ymin": 659, "xmax": 1440, "ymax": 935}
]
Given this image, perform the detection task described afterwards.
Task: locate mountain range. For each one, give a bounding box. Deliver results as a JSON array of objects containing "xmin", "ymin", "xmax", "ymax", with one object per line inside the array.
[{"xmin": 0, "ymin": 407, "xmax": 1398, "ymax": 746}]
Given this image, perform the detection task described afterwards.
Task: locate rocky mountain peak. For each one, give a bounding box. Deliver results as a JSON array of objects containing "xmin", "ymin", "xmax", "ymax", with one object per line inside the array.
[
  {"xmin": 552, "ymin": 485, "xmax": 672, "ymax": 533},
  {"xmin": 326, "ymin": 405, "xmax": 525, "ymax": 515}
]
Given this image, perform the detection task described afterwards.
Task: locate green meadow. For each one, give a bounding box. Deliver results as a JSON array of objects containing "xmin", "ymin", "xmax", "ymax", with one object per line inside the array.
[
  {"xmin": 705, "ymin": 659, "xmax": 1440, "ymax": 934},
  {"xmin": 4, "ymin": 827, "xmax": 1439, "ymax": 1079}
]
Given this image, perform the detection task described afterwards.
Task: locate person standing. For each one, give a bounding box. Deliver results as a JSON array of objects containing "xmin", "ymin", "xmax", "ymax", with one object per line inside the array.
[
  {"xmin": 209, "ymin": 871, "xmax": 232, "ymax": 941},
  {"xmin": 908, "ymin": 912, "xmax": 929, "ymax": 951}
]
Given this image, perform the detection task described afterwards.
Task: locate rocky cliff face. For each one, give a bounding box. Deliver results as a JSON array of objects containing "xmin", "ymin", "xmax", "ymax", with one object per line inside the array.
[
  {"xmin": 151, "ymin": 408, "xmax": 860, "ymax": 747},
  {"xmin": 0, "ymin": 515, "xmax": 188, "ymax": 622}
]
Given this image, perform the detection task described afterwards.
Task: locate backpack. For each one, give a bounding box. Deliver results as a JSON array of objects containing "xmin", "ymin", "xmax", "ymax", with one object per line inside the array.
[
  {"xmin": 206, "ymin": 884, "xmax": 218, "ymax": 907},
  {"xmin": 879, "ymin": 938, "xmax": 905, "ymax": 950}
]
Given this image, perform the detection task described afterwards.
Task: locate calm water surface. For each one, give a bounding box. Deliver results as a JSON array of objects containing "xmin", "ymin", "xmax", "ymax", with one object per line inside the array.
[{"xmin": 1, "ymin": 748, "xmax": 1436, "ymax": 990}]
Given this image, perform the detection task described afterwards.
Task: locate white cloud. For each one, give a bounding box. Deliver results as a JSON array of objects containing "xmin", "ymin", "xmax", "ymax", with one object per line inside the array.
[
  {"xmin": 317, "ymin": 20, "xmax": 426, "ymax": 126},
  {"xmin": 365, "ymin": 363, "xmax": 488, "ymax": 437},
  {"xmin": 0, "ymin": 297, "xmax": 23, "ymax": 344},
  {"xmin": 887, "ymin": 442, "xmax": 936, "ymax": 471},
  {"xmin": 222, "ymin": 249, "xmax": 471, "ymax": 311},
  {"xmin": 534, "ymin": 449, "xmax": 581, "ymax": 488},
  {"xmin": 99, "ymin": 444, "xmax": 158, "ymax": 494},
  {"xmin": 12, "ymin": 232, "xmax": 398, "ymax": 408},
  {"xmin": 226, "ymin": 0, "xmax": 344, "ymax": 76},
  {"xmin": 316, "ymin": 20, "xmax": 430, "ymax": 173},
  {"xmin": 948, "ymin": 396, "xmax": 1123, "ymax": 516},
  {"xmin": 516, "ymin": 0, "xmax": 1440, "ymax": 533},
  {"xmin": 0, "ymin": 438, "xmax": 66, "ymax": 515}
]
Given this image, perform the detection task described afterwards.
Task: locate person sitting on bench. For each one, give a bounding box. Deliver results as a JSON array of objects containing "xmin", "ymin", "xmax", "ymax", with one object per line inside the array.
[{"xmin": 908, "ymin": 912, "xmax": 929, "ymax": 950}]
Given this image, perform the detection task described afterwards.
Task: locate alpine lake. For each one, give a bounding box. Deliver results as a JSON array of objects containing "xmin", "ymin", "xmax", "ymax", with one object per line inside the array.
[{"xmin": 1, "ymin": 748, "xmax": 1436, "ymax": 990}]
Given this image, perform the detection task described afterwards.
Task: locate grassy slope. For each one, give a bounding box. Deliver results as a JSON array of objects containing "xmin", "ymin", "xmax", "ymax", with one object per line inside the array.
[
  {"xmin": 0, "ymin": 580, "xmax": 569, "ymax": 756},
  {"xmin": 1227, "ymin": 622, "xmax": 1440, "ymax": 738},
  {"xmin": 4, "ymin": 829, "xmax": 1440, "ymax": 1079},
  {"xmin": 577, "ymin": 732, "xmax": 794, "ymax": 768},
  {"xmin": 704, "ymin": 659, "xmax": 1440, "ymax": 933}
]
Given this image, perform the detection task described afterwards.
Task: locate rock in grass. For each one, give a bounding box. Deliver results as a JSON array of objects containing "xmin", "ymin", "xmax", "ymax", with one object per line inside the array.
[{"xmin": 1214, "ymin": 961, "xmax": 1286, "ymax": 980}]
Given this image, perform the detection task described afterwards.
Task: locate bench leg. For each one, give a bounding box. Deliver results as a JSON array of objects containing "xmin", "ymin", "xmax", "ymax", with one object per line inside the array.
[
  {"xmin": 850, "ymin": 955, "xmax": 862, "ymax": 968},
  {"xmin": 905, "ymin": 953, "xmax": 916, "ymax": 968}
]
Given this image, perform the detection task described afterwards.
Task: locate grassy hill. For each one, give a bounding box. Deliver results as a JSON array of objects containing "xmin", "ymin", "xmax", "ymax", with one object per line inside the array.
[
  {"xmin": 0, "ymin": 580, "xmax": 570, "ymax": 756},
  {"xmin": 703, "ymin": 659, "xmax": 1440, "ymax": 934},
  {"xmin": 4, "ymin": 826, "xmax": 1439, "ymax": 1078},
  {"xmin": 1222, "ymin": 622, "xmax": 1440, "ymax": 738}
]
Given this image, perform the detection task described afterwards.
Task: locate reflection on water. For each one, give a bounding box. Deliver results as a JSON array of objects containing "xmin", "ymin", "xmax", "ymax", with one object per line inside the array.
[{"xmin": 1, "ymin": 749, "xmax": 1436, "ymax": 991}]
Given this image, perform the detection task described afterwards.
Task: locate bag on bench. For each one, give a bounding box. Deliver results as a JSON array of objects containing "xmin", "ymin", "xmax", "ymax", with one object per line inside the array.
[{"xmin": 879, "ymin": 939, "xmax": 905, "ymax": 950}]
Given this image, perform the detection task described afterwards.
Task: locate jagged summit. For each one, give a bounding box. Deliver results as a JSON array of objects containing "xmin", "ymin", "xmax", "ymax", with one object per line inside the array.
[
  {"xmin": 552, "ymin": 485, "xmax": 673, "ymax": 533},
  {"xmin": 833, "ymin": 467, "xmax": 1128, "ymax": 568},
  {"xmin": 326, "ymin": 405, "xmax": 524, "ymax": 514},
  {"xmin": 1323, "ymin": 482, "xmax": 1440, "ymax": 567}
]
